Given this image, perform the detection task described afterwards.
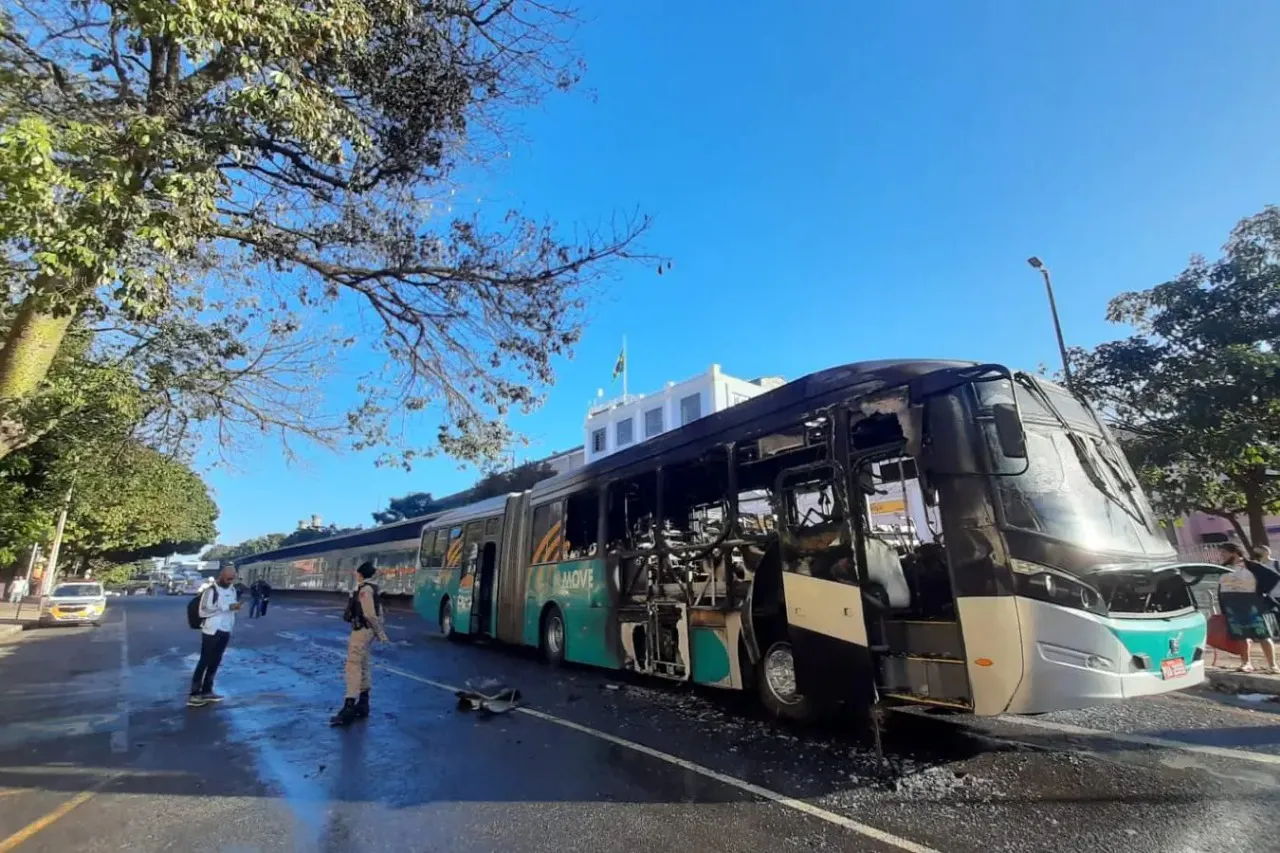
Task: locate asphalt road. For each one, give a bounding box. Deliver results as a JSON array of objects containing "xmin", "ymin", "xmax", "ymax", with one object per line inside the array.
[{"xmin": 2, "ymin": 596, "xmax": 1280, "ymax": 852}]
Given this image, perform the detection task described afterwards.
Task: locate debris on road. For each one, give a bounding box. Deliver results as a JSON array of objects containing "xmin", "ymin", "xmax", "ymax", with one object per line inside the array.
[{"xmin": 455, "ymin": 677, "xmax": 522, "ymax": 716}]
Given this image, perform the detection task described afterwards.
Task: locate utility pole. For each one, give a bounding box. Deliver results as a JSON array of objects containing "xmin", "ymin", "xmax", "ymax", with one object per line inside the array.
[
  {"xmin": 1026, "ymin": 256, "xmax": 1074, "ymax": 392},
  {"xmin": 41, "ymin": 485, "xmax": 72, "ymax": 596}
]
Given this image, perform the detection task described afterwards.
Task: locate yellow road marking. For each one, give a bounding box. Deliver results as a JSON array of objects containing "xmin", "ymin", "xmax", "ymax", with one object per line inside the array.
[{"xmin": 0, "ymin": 773, "xmax": 121, "ymax": 853}]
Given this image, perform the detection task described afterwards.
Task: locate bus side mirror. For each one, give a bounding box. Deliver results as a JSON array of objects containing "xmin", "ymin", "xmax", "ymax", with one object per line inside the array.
[{"xmin": 992, "ymin": 403, "xmax": 1026, "ymax": 459}]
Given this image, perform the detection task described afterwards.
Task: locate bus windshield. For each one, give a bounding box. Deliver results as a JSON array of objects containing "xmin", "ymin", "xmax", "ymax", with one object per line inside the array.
[
  {"xmin": 991, "ymin": 424, "xmax": 1170, "ymax": 556},
  {"xmin": 975, "ymin": 376, "xmax": 1171, "ymax": 559}
]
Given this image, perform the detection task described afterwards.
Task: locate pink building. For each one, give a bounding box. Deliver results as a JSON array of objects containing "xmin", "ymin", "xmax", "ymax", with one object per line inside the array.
[{"xmin": 1172, "ymin": 511, "xmax": 1280, "ymax": 550}]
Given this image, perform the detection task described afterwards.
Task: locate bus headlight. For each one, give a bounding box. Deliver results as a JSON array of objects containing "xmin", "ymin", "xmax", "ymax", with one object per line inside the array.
[{"xmin": 1010, "ymin": 559, "xmax": 1108, "ymax": 617}]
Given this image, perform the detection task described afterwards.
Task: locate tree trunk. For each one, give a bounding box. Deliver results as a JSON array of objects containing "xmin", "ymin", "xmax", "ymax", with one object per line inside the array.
[
  {"xmin": 1244, "ymin": 473, "xmax": 1270, "ymax": 550},
  {"xmin": 0, "ymin": 290, "xmax": 75, "ymax": 460}
]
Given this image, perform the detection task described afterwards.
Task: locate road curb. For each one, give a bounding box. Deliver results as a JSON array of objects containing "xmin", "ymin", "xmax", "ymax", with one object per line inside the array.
[
  {"xmin": 1206, "ymin": 667, "xmax": 1280, "ymax": 696},
  {"xmin": 0, "ymin": 623, "xmax": 25, "ymax": 642}
]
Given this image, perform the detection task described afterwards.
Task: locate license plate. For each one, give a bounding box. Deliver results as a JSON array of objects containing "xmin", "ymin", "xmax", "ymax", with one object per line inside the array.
[{"xmin": 1160, "ymin": 658, "xmax": 1188, "ymax": 679}]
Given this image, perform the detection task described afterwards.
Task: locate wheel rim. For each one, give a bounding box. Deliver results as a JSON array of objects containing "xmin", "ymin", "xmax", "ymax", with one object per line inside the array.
[
  {"xmin": 441, "ymin": 604, "xmax": 452, "ymax": 635},
  {"xmin": 546, "ymin": 615, "xmax": 564, "ymax": 656},
  {"xmin": 763, "ymin": 644, "xmax": 801, "ymax": 705}
]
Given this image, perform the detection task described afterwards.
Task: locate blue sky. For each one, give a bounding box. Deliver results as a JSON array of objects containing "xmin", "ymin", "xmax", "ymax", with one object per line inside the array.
[{"xmin": 204, "ymin": 1, "xmax": 1280, "ymax": 545}]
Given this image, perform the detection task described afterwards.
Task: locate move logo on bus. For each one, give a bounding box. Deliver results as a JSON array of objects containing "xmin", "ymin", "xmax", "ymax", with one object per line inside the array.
[{"xmin": 554, "ymin": 566, "xmax": 595, "ymax": 594}]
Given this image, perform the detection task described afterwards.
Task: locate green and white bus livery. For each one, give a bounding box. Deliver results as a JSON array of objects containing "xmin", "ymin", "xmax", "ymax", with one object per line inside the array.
[{"xmin": 409, "ymin": 358, "xmax": 1223, "ymax": 720}]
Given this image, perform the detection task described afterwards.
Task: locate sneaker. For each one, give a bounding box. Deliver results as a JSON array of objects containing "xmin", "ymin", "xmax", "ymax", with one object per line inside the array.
[
  {"xmin": 201, "ymin": 692, "xmax": 225, "ymax": 703},
  {"xmin": 187, "ymin": 694, "xmax": 208, "ymax": 707}
]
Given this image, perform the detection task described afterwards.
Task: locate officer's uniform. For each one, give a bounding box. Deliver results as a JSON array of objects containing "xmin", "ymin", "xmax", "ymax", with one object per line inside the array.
[
  {"xmin": 331, "ymin": 571, "xmax": 388, "ymax": 726},
  {"xmin": 345, "ymin": 582, "xmax": 385, "ymax": 697}
]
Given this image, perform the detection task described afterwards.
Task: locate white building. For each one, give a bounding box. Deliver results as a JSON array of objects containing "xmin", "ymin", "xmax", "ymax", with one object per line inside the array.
[{"xmin": 584, "ymin": 365, "xmax": 785, "ymax": 463}]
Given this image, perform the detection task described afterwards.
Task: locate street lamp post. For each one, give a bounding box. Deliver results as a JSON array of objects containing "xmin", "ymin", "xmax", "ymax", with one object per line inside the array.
[{"xmin": 1026, "ymin": 256, "xmax": 1074, "ymax": 392}]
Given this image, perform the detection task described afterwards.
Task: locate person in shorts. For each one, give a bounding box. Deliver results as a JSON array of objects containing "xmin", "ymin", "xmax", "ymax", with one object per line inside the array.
[{"xmin": 1221, "ymin": 543, "xmax": 1279, "ymax": 673}]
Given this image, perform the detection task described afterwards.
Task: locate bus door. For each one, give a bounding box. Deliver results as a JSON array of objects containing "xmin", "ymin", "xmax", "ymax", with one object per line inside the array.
[
  {"xmin": 454, "ymin": 521, "xmax": 484, "ymax": 635},
  {"xmin": 475, "ymin": 516, "xmax": 502, "ymax": 636},
  {"xmin": 775, "ymin": 463, "xmax": 878, "ymax": 712}
]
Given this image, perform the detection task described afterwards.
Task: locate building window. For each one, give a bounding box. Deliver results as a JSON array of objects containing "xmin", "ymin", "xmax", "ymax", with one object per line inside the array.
[
  {"xmin": 616, "ymin": 417, "xmax": 634, "ymax": 447},
  {"xmin": 680, "ymin": 393, "xmax": 702, "ymax": 425},
  {"xmin": 591, "ymin": 427, "xmax": 606, "ymax": 454},
  {"xmin": 731, "ymin": 392, "xmax": 750, "ymax": 405},
  {"xmin": 644, "ymin": 407, "xmax": 664, "ymax": 438}
]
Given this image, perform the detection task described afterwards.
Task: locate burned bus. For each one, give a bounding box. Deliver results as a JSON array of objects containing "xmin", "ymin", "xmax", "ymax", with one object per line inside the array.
[{"xmin": 413, "ymin": 359, "xmax": 1221, "ymax": 720}]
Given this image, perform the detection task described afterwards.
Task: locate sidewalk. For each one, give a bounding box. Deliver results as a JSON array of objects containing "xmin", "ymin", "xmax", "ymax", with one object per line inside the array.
[
  {"xmin": 1204, "ymin": 644, "xmax": 1280, "ymax": 695},
  {"xmin": 0, "ymin": 599, "xmax": 40, "ymax": 640}
]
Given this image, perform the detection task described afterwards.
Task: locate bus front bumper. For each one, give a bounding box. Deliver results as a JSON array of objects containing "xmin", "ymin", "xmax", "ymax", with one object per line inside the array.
[{"xmin": 1004, "ymin": 597, "xmax": 1207, "ymax": 714}]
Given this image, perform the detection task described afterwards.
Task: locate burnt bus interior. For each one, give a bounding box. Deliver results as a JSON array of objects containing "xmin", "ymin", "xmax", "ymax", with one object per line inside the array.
[{"xmin": 595, "ymin": 385, "xmax": 973, "ymax": 708}]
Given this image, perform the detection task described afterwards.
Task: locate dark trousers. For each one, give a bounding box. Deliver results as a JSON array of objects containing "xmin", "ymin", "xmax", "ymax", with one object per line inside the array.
[
  {"xmin": 250, "ymin": 595, "xmax": 263, "ymax": 618},
  {"xmin": 191, "ymin": 630, "xmax": 230, "ymax": 695}
]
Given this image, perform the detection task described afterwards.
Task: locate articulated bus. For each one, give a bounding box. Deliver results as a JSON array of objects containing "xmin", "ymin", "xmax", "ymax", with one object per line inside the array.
[
  {"xmin": 236, "ymin": 516, "xmax": 436, "ymax": 598},
  {"xmin": 411, "ymin": 359, "xmax": 1225, "ymax": 721}
]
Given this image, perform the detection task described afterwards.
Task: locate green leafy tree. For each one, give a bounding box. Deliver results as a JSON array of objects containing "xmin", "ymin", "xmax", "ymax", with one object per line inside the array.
[
  {"xmin": 0, "ymin": 0, "xmax": 647, "ymax": 466},
  {"xmin": 1073, "ymin": 206, "xmax": 1280, "ymax": 547},
  {"xmin": 0, "ymin": 323, "xmax": 147, "ymax": 564},
  {"xmin": 279, "ymin": 524, "xmax": 361, "ymax": 547},
  {"xmin": 371, "ymin": 491, "xmax": 443, "ymax": 525},
  {"xmin": 60, "ymin": 441, "xmax": 219, "ymax": 566},
  {"xmin": 204, "ymin": 533, "xmax": 286, "ymax": 564},
  {"xmin": 371, "ymin": 459, "xmax": 557, "ymax": 524},
  {"xmin": 469, "ymin": 460, "xmax": 557, "ymax": 501}
]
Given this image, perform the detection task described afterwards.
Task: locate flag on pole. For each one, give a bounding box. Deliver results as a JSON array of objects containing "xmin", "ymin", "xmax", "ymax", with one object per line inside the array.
[{"xmin": 612, "ymin": 347, "xmax": 625, "ymax": 380}]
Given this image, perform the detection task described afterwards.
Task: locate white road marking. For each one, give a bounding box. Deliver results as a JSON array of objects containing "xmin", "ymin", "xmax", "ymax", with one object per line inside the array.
[
  {"xmin": 274, "ymin": 634, "xmax": 935, "ymax": 853},
  {"xmin": 323, "ymin": 614, "xmax": 339, "ymax": 620},
  {"xmin": 994, "ymin": 715, "xmax": 1280, "ymax": 768},
  {"xmin": 111, "ymin": 610, "xmax": 129, "ymax": 754}
]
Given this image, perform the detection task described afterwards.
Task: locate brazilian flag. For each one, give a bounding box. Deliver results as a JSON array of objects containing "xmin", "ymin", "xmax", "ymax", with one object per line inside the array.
[{"xmin": 612, "ymin": 348, "xmax": 625, "ymax": 379}]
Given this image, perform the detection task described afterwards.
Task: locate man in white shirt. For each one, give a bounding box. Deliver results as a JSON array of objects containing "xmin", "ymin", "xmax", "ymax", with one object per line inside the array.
[{"xmin": 188, "ymin": 565, "xmax": 243, "ymax": 707}]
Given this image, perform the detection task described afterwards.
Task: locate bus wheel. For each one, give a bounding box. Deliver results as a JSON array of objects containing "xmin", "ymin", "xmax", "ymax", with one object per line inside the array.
[
  {"xmin": 757, "ymin": 640, "xmax": 812, "ymax": 722},
  {"xmin": 541, "ymin": 605, "xmax": 566, "ymax": 667},
  {"xmin": 439, "ymin": 599, "xmax": 456, "ymax": 640}
]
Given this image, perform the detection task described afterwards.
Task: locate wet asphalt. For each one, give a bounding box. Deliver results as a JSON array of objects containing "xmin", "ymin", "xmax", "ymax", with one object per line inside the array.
[{"xmin": 2, "ymin": 596, "xmax": 1280, "ymax": 852}]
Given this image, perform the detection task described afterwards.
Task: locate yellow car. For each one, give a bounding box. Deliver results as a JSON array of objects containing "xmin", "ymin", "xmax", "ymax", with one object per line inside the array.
[{"xmin": 41, "ymin": 582, "xmax": 107, "ymax": 627}]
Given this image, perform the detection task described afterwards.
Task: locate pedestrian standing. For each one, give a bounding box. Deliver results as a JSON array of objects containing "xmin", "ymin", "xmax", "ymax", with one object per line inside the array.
[
  {"xmin": 189, "ymin": 565, "xmax": 243, "ymax": 707},
  {"xmin": 1252, "ymin": 544, "xmax": 1280, "ymax": 575},
  {"xmin": 249, "ymin": 579, "xmax": 264, "ymax": 618},
  {"xmin": 1221, "ymin": 543, "xmax": 1280, "ymax": 674},
  {"xmin": 258, "ymin": 579, "xmax": 272, "ymax": 618},
  {"xmin": 330, "ymin": 561, "xmax": 388, "ymax": 726}
]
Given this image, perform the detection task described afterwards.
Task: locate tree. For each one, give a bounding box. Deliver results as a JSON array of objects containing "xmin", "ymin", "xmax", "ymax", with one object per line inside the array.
[
  {"xmin": 0, "ymin": 0, "xmax": 648, "ymax": 466},
  {"xmin": 204, "ymin": 533, "xmax": 286, "ymax": 564},
  {"xmin": 371, "ymin": 491, "xmax": 442, "ymax": 525},
  {"xmin": 279, "ymin": 524, "xmax": 361, "ymax": 547},
  {"xmin": 60, "ymin": 441, "xmax": 219, "ymax": 565},
  {"xmin": 1073, "ymin": 206, "xmax": 1280, "ymax": 548},
  {"xmin": 470, "ymin": 460, "xmax": 557, "ymax": 501},
  {"xmin": 0, "ymin": 317, "xmax": 219, "ymax": 567},
  {"xmin": 371, "ymin": 459, "xmax": 557, "ymax": 524}
]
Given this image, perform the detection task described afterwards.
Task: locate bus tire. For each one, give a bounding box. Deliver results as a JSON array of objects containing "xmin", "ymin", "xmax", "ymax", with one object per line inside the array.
[
  {"xmin": 540, "ymin": 604, "xmax": 566, "ymax": 667},
  {"xmin": 439, "ymin": 598, "xmax": 457, "ymax": 640},
  {"xmin": 756, "ymin": 640, "xmax": 813, "ymax": 723}
]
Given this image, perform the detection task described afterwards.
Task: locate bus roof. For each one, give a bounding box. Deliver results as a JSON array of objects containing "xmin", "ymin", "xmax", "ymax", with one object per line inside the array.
[
  {"xmin": 529, "ymin": 358, "xmax": 977, "ymax": 502},
  {"xmin": 235, "ymin": 512, "xmax": 443, "ymax": 566},
  {"xmin": 237, "ymin": 358, "xmax": 984, "ymax": 561}
]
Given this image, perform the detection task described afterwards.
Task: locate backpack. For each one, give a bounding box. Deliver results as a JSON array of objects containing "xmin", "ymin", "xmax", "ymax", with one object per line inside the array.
[
  {"xmin": 343, "ymin": 582, "xmax": 381, "ymax": 628},
  {"xmin": 187, "ymin": 586, "xmax": 211, "ymax": 630}
]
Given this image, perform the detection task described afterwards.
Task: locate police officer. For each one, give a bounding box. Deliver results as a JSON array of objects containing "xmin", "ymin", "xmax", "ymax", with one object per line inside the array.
[{"xmin": 331, "ymin": 561, "xmax": 389, "ymax": 726}]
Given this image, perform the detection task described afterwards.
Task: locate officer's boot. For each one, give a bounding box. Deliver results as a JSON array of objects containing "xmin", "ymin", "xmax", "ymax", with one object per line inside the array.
[
  {"xmin": 354, "ymin": 690, "xmax": 370, "ymax": 720},
  {"xmin": 329, "ymin": 698, "xmax": 358, "ymax": 727}
]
